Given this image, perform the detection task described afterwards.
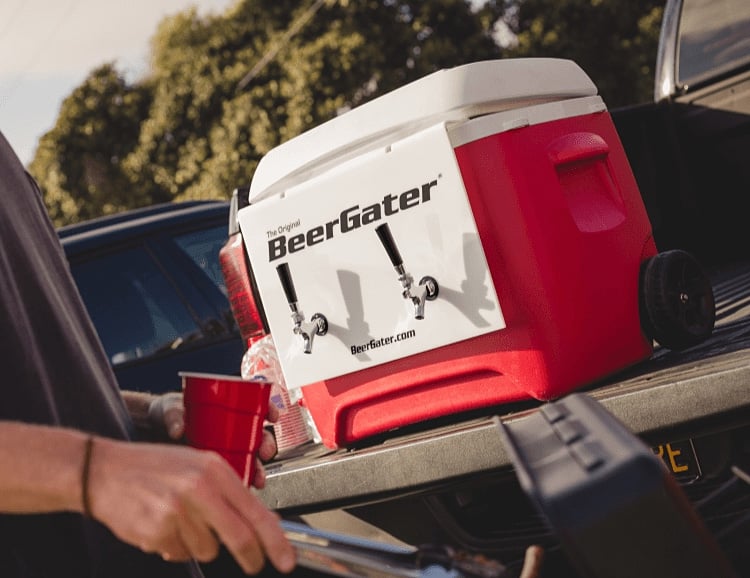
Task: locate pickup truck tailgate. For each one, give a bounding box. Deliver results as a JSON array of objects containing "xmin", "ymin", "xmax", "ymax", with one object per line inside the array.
[{"xmin": 258, "ymin": 261, "xmax": 750, "ymax": 513}]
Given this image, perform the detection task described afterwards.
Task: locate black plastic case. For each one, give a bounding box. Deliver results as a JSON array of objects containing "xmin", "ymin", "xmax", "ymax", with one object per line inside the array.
[{"xmin": 496, "ymin": 393, "xmax": 736, "ymax": 578}]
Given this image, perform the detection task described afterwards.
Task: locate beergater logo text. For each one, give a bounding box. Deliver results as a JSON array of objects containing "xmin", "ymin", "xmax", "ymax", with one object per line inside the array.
[
  {"xmin": 351, "ymin": 329, "xmax": 417, "ymax": 355},
  {"xmin": 267, "ymin": 178, "xmax": 438, "ymax": 262},
  {"xmin": 266, "ymin": 219, "xmax": 301, "ymax": 239}
]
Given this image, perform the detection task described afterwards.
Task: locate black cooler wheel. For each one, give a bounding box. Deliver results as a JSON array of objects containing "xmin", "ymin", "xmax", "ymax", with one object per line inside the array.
[{"xmin": 639, "ymin": 249, "xmax": 716, "ymax": 351}]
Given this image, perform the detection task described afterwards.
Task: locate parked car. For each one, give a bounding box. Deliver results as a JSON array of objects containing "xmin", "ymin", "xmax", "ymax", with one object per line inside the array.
[{"xmin": 59, "ymin": 201, "xmax": 245, "ymax": 394}]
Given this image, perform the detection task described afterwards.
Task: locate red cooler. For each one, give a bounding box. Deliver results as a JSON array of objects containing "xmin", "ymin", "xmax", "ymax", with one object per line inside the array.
[{"xmin": 237, "ymin": 59, "xmax": 657, "ymax": 448}]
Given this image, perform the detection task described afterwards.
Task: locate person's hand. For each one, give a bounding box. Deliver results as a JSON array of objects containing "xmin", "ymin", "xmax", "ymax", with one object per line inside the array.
[
  {"xmin": 86, "ymin": 437, "xmax": 296, "ymax": 574},
  {"xmin": 147, "ymin": 392, "xmax": 185, "ymax": 441},
  {"xmin": 254, "ymin": 402, "xmax": 280, "ymax": 489},
  {"xmin": 147, "ymin": 392, "xmax": 280, "ymax": 489}
]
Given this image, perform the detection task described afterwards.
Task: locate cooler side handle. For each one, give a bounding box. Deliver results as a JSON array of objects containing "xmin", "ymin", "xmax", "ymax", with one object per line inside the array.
[{"xmin": 547, "ymin": 132, "xmax": 609, "ymax": 165}]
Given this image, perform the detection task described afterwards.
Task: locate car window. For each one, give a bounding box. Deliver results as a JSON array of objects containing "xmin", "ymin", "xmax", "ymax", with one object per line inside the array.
[
  {"xmin": 71, "ymin": 247, "xmax": 202, "ymax": 366},
  {"xmin": 174, "ymin": 225, "xmax": 229, "ymax": 298},
  {"xmin": 678, "ymin": 0, "xmax": 750, "ymax": 86}
]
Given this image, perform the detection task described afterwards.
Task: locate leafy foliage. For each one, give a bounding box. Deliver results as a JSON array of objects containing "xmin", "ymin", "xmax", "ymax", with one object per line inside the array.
[
  {"xmin": 29, "ymin": 0, "xmax": 664, "ymax": 225},
  {"xmin": 29, "ymin": 64, "xmax": 152, "ymax": 225},
  {"xmin": 506, "ymin": 0, "xmax": 664, "ymax": 108}
]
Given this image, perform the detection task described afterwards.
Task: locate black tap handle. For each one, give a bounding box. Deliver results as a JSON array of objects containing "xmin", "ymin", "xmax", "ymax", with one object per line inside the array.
[
  {"xmin": 375, "ymin": 223, "xmax": 403, "ymax": 268},
  {"xmin": 276, "ymin": 263, "xmax": 298, "ymax": 304}
]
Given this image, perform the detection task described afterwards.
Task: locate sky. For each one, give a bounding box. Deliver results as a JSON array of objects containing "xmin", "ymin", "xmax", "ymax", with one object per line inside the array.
[{"xmin": 0, "ymin": 0, "xmax": 235, "ymax": 167}]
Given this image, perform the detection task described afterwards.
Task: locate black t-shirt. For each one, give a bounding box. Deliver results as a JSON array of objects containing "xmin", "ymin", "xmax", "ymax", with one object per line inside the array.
[{"xmin": 0, "ymin": 132, "xmax": 199, "ymax": 577}]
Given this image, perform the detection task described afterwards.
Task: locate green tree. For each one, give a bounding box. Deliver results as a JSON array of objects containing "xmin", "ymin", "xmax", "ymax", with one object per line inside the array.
[{"xmin": 29, "ymin": 64, "xmax": 151, "ymax": 226}]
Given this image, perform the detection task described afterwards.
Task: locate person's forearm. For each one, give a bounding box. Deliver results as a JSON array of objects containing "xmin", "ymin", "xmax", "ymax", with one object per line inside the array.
[
  {"xmin": 0, "ymin": 421, "xmax": 295, "ymax": 571},
  {"xmin": 0, "ymin": 421, "xmax": 88, "ymax": 514}
]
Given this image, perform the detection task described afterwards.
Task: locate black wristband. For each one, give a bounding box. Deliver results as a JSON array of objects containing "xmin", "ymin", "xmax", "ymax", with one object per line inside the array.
[{"xmin": 81, "ymin": 436, "xmax": 95, "ymax": 517}]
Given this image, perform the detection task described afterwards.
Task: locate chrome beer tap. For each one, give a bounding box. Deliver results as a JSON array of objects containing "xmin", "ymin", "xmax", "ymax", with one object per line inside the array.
[
  {"xmin": 276, "ymin": 263, "xmax": 328, "ymax": 354},
  {"xmin": 375, "ymin": 223, "xmax": 438, "ymax": 320}
]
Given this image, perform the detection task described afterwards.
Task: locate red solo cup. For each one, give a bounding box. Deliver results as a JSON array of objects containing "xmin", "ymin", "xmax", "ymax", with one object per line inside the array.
[{"xmin": 180, "ymin": 372, "xmax": 272, "ymax": 486}]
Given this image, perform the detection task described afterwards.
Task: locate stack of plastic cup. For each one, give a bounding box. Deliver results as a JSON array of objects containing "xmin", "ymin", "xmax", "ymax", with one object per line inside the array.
[{"xmin": 241, "ymin": 334, "xmax": 318, "ymax": 453}]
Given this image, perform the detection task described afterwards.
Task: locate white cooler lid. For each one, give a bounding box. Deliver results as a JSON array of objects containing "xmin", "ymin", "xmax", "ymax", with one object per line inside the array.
[{"xmin": 248, "ymin": 58, "xmax": 597, "ymax": 203}]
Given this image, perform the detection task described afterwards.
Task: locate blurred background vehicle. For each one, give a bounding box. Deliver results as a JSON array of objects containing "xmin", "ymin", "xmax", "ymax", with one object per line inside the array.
[{"xmin": 59, "ymin": 200, "xmax": 244, "ymax": 394}]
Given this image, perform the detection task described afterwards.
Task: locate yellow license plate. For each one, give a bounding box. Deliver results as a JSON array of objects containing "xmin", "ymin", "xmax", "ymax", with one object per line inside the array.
[{"xmin": 652, "ymin": 439, "xmax": 702, "ymax": 483}]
